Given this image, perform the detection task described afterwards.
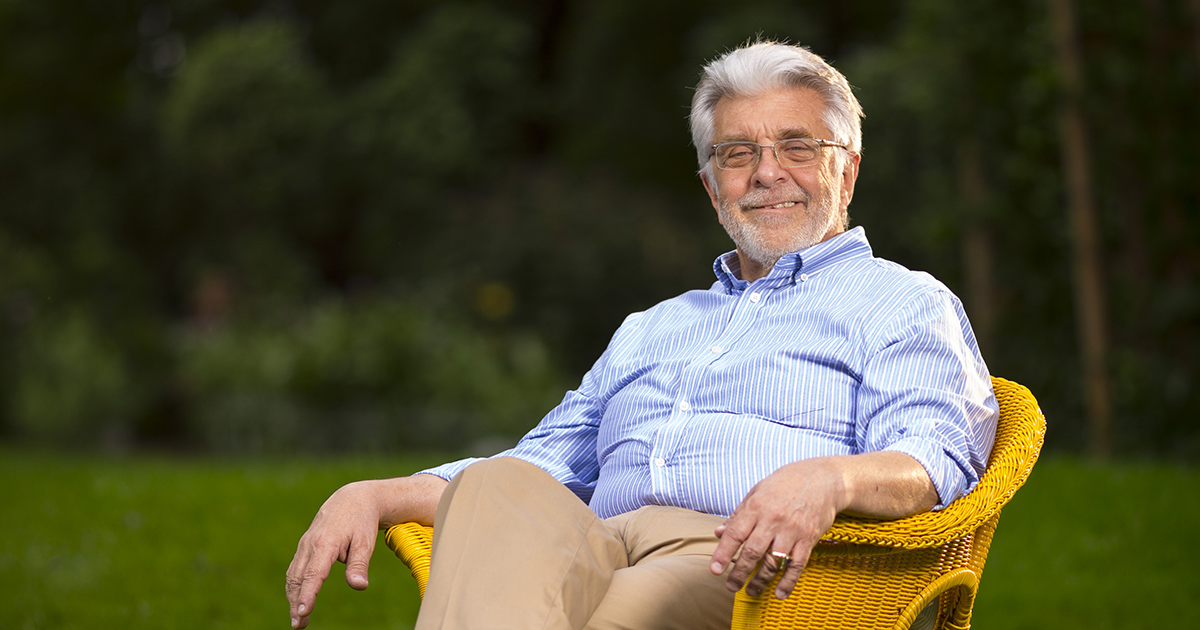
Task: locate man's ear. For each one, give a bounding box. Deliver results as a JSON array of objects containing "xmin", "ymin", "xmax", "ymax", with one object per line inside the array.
[
  {"xmin": 840, "ymin": 152, "xmax": 861, "ymax": 211},
  {"xmin": 701, "ymin": 171, "xmax": 722, "ymax": 219}
]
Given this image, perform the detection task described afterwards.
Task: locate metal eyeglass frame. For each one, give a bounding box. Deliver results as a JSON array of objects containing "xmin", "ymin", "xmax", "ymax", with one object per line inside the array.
[{"xmin": 710, "ymin": 137, "xmax": 851, "ymax": 170}]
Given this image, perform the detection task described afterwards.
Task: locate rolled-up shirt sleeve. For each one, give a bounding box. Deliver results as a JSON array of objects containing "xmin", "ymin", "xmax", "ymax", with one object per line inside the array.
[
  {"xmin": 855, "ymin": 288, "xmax": 998, "ymax": 509},
  {"xmin": 415, "ymin": 386, "xmax": 603, "ymax": 502},
  {"xmin": 415, "ymin": 313, "xmax": 649, "ymax": 503}
]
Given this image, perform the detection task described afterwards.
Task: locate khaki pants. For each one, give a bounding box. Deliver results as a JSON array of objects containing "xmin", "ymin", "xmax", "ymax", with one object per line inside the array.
[{"xmin": 415, "ymin": 457, "xmax": 737, "ymax": 630}]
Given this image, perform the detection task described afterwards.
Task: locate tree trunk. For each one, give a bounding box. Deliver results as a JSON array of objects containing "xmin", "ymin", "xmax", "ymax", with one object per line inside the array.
[
  {"xmin": 956, "ymin": 138, "xmax": 995, "ymax": 357},
  {"xmin": 1190, "ymin": 0, "xmax": 1200, "ymax": 86},
  {"xmin": 1049, "ymin": 0, "xmax": 1113, "ymax": 458}
]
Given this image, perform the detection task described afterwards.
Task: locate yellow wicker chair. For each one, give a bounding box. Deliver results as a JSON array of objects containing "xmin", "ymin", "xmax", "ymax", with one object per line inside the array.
[{"xmin": 385, "ymin": 376, "xmax": 1045, "ymax": 630}]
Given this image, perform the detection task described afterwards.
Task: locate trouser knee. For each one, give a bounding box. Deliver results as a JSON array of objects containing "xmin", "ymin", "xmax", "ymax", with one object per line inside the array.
[{"xmin": 449, "ymin": 456, "xmax": 550, "ymax": 493}]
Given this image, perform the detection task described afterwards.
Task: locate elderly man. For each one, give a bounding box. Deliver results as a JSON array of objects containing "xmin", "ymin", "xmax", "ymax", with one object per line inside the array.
[{"xmin": 286, "ymin": 40, "xmax": 997, "ymax": 630}]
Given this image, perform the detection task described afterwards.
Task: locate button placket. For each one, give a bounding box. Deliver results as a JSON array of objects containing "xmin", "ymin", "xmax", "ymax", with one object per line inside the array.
[{"xmin": 658, "ymin": 281, "xmax": 771, "ymax": 502}]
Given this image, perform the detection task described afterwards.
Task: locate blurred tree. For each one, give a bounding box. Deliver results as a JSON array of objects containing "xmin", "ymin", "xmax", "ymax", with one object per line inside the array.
[
  {"xmin": 0, "ymin": 0, "xmax": 1194, "ymax": 457},
  {"xmin": 847, "ymin": 0, "xmax": 1199, "ymax": 457},
  {"xmin": 1049, "ymin": 0, "xmax": 1112, "ymax": 458}
]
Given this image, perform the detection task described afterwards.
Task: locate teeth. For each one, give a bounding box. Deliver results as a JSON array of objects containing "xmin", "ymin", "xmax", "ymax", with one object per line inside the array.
[{"xmin": 766, "ymin": 202, "xmax": 797, "ymax": 209}]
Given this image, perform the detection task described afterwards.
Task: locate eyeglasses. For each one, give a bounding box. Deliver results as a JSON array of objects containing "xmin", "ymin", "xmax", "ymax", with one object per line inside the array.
[{"xmin": 711, "ymin": 138, "xmax": 850, "ymax": 170}]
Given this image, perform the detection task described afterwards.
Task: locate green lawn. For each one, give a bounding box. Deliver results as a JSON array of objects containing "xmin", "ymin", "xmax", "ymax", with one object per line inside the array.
[
  {"xmin": 1, "ymin": 450, "xmax": 1197, "ymax": 629},
  {"xmin": 974, "ymin": 457, "xmax": 1200, "ymax": 629},
  {"xmin": 0, "ymin": 450, "xmax": 445, "ymax": 630}
]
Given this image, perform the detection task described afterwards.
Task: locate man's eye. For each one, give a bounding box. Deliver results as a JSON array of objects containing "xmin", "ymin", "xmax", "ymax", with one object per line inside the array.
[
  {"xmin": 781, "ymin": 143, "xmax": 815, "ymax": 160},
  {"xmin": 722, "ymin": 145, "xmax": 758, "ymax": 162}
]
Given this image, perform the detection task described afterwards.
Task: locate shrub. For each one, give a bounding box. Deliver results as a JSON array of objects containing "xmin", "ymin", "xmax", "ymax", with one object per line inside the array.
[{"xmin": 177, "ymin": 296, "xmax": 568, "ymax": 453}]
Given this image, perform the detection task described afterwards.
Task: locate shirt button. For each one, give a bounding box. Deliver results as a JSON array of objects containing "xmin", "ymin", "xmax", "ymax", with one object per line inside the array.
[
  {"xmin": 710, "ymin": 345, "xmax": 722, "ymax": 353},
  {"xmin": 749, "ymin": 292, "xmax": 761, "ymax": 303},
  {"xmin": 799, "ymin": 273, "xmax": 809, "ymax": 282},
  {"xmin": 679, "ymin": 401, "xmax": 691, "ymax": 411},
  {"xmin": 655, "ymin": 458, "xmax": 666, "ymax": 467}
]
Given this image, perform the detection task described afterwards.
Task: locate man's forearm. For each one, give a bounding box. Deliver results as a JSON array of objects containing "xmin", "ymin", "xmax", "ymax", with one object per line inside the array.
[
  {"xmin": 828, "ymin": 450, "xmax": 938, "ymax": 519},
  {"xmin": 364, "ymin": 473, "xmax": 449, "ymax": 528},
  {"xmin": 286, "ymin": 473, "xmax": 449, "ymax": 629}
]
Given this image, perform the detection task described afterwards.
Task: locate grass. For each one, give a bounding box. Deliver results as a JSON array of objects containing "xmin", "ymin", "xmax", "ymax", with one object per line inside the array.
[
  {"xmin": 975, "ymin": 457, "xmax": 1200, "ymax": 629},
  {"xmin": 0, "ymin": 449, "xmax": 446, "ymax": 630},
  {"xmin": 1, "ymin": 450, "xmax": 1197, "ymax": 629}
]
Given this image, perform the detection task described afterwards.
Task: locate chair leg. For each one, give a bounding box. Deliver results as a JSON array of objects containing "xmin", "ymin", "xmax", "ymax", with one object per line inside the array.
[{"xmin": 894, "ymin": 569, "xmax": 979, "ymax": 630}]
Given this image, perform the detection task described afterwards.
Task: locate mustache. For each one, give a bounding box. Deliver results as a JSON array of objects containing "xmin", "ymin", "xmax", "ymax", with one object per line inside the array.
[{"xmin": 736, "ymin": 185, "xmax": 811, "ymax": 211}]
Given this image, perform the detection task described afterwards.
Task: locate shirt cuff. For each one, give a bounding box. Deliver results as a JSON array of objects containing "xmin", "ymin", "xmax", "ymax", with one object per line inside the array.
[
  {"xmin": 883, "ymin": 436, "xmax": 977, "ymax": 510},
  {"xmin": 415, "ymin": 457, "xmax": 486, "ymax": 483}
]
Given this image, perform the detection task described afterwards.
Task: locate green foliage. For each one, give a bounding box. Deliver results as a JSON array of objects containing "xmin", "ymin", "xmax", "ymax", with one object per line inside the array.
[
  {"xmin": 161, "ymin": 19, "xmax": 331, "ymax": 209},
  {"xmin": 178, "ymin": 297, "xmax": 567, "ymax": 452},
  {"xmin": 346, "ymin": 4, "xmax": 535, "ymax": 177},
  {"xmin": 0, "ymin": 0, "xmax": 1195, "ymax": 455},
  {"xmin": 843, "ymin": 0, "xmax": 1199, "ymax": 456},
  {"xmin": 9, "ymin": 310, "xmax": 145, "ymax": 445}
]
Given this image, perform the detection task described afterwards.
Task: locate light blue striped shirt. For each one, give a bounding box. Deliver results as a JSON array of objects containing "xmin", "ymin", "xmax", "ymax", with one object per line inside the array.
[{"xmin": 420, "ymin": 227, "xmax": 998, "ymax": 518}]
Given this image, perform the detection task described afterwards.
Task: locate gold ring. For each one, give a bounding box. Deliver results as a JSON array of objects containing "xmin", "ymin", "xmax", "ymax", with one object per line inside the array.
[{"xmin": 769, "ymin": 550, "xmax": 792, "ymax": 572}]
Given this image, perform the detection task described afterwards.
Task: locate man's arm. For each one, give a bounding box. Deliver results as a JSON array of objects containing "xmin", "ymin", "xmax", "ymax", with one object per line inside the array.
[
  {"xmin": 285, "ymin": 473, "xmax": 449, "ymax": 629},
  {"xmin": 281, "ymin": 320, "xmax": 628, "ymax": 630},
  {"xmin": 283, "ymin": 351, "xmax": 617, "ymax": 630},
  {"xmin": 709, "ymin": 450, "xmax": 936, "ymax": 599}
]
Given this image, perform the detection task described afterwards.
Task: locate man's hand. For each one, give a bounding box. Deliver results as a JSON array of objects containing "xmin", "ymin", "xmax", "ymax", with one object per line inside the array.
[
  {"xmin": 286, "ymin": 481, "xmax": 383, "ymax": 629},
  {"xmin": 285, "ymin": 475, "xmax": 447, "ymax": 629},
  {"xmin": 709, "ymin": 458, "xmax": 845, "ymax": 599},
  {"xmin": 709, "ymin": 452, "xmax": 937, "ymax": 600}
]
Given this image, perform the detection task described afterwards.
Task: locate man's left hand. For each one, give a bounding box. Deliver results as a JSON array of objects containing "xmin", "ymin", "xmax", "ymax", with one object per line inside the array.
[
  {"xmin": 708, "ymin": 458, "xmax": 846, "ymax": 599},
  {"xmin": 709, "ymin": 451, "xmax": 938, "ymax": 599}
]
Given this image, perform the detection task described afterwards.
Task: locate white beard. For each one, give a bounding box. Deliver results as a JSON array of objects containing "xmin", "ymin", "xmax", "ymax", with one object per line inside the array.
[{"xmin": 717, "ymin": 180, "xmax": 841, "ymax": 270}]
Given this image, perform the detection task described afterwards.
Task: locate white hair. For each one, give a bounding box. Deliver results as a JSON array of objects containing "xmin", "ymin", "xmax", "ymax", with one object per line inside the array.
[{"xmin": 689, "ymin": 40, "xmax": 863, "ymax": 179}]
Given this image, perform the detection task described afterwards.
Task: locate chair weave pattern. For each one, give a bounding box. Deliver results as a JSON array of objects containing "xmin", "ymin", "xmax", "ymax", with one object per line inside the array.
[
  {"xmin": 730, "ymin": 376, "xmax": 1045, "ymax": 630},
  {"xmin": 385, "ymin": 376, "xmax": 1045, "ymax": 630},
  {"xmin": 385, "ymin": 522, "xmax": 434, "ymax": 599}
]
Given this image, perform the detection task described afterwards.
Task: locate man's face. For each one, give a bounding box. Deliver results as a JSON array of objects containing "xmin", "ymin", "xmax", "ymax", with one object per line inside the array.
[{"xmin": 701, "ymin": 87, "xmax": 860, "ymax": 279}]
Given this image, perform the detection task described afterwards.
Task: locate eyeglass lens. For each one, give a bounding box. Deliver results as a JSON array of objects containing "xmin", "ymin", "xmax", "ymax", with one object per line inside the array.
[{"xmin": 716, "ymin": 139, "xmax": 822, "ymax": 169}]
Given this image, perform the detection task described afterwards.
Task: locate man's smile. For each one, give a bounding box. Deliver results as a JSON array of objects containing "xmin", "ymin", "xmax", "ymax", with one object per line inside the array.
[
  {"xmin": 752, "ymin": 201, "xmax": 800, "ymax": 210},
  {"xmin": 733, "ymin": 183, "xmax": 812, "ymax": 214}
]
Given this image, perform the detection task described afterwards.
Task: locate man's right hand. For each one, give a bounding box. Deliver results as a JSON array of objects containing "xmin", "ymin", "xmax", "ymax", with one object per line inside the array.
[{"xmin": 285, "ymin": 475, "xmax": 447, "ymax": 629}]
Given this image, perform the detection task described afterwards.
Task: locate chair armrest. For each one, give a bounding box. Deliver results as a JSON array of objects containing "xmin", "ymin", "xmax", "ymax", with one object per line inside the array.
[
  {"xmin": 820, "ymin": 376, "xmax": 1045, "ymax": 549},
  {"xmin": 385, "ymin": 522, "xmax": 434, "ymax": 598}
]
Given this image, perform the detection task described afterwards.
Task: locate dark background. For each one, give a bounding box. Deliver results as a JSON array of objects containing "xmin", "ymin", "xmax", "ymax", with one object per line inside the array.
[{"xmin": 1, "ymin": 0, "xmax": 1196, "ymax": 459}]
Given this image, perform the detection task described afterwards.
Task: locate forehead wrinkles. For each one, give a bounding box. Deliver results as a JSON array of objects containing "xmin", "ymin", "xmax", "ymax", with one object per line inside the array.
[
  {"xmin": 711, "ymin": 88, "xmax": 830, "ymax": 143},
  {"xmin": 717, "ymin": 128, "xmax": 815, "ymax": 143}
]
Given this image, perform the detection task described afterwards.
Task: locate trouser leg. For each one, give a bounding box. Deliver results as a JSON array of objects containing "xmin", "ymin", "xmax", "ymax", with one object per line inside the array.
[
  {"xmin": 415, "ymin": 457, "xmax": 628, "ymax": 630},
  {"xmin": 585, "ymin": 506, "xmax": 735, "ymax": 630}
]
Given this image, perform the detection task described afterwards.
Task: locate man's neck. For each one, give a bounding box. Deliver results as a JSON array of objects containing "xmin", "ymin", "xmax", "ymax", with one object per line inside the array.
[
  {"xmin": 734, "ymin": 228, "xmax": 844, "ymax": 283},
  {"xmin": 735, "ymin": 254, "xmax": 776, "ymax": 283}
]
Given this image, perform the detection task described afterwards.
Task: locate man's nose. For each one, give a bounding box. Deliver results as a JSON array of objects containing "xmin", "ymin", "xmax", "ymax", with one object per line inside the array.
[{"xmin": 753, "ymin": 147, "xmax": 788, "ymax": 188}]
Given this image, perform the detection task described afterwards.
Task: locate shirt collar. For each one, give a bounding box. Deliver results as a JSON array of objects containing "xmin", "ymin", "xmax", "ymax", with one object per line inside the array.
[{"xmin": 712, "ymin": 227, "xmax": 873, "ymax": 295}]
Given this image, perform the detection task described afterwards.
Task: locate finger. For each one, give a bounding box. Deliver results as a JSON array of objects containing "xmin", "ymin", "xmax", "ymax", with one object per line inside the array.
[
  {"xmin": 742, "ymin": 543, "xmax": 792, "ymax": 598},
  {"xmin": 286, "ymin": 545, "xmax": 312, "ymax": 625},
  {"xmin": 285, "ymin": 550, "xmax": 306, "ymax": 603},
  {"xmin": 343, "ymin": 531, "xmax": 374, "ymax": 591},
  {"xmin": 724, "ymin": 530, "xmax": 776, "ymax": 594},
  {"xmin": 293, "ymin": 547, "xmax": 335, "ymax": 628},
  {"xmin": 773, "ymin": 541, "xmax": 815, "ymax": 599},
  {"xmin": 710, "ymin": 516, "xmax": 752, "ymax": 576},
  {"xmin": 771, "ymin": 548, "xmax": 805, "ymax": 599}
]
